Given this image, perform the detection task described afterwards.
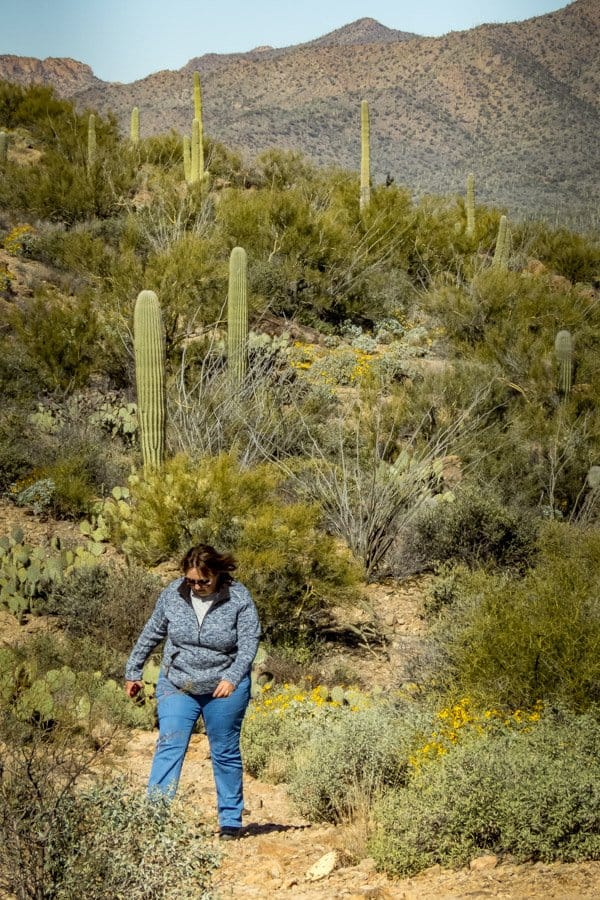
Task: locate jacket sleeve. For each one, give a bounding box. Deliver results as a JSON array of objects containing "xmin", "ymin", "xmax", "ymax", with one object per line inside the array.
[
  {"xmin": 124, "ymin": 590, "xmax": 169, "ymax": 681},
  {"xmin": 225, "ymin": 586, "xmax": 262, "ymax": 688}
]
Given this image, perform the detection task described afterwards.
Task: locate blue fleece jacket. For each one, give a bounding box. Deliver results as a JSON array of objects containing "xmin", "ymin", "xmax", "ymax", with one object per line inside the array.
[{"xmin": 125, "ymin": 578, "xmax": 261, "ymax": 694}]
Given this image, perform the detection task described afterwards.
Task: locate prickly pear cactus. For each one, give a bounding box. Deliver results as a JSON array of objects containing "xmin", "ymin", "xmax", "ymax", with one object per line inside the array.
[
  {"xmin": 0, "ymin": 528, "xmax": 105, "ymax": 622},
  {"xmin": 133, "ymin": 290, "xmax": 166, "ymax": 471},
  {"xmin": 360, "ymin": 99, "xmax": 370, "ymax": 213},
  {"xmin": 227, "ymin": 247, "xmax": 248, "ymax": 387}
]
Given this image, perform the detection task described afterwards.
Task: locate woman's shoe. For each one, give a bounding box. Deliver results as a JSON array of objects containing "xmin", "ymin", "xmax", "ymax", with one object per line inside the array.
[{"xmin": 219, "ymin": 826, "xmax": 242, "ymax": 840}]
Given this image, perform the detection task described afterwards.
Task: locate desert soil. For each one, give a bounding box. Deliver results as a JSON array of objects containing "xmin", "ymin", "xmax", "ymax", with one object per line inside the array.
[{"xmin": 2, "ymin": 501, "xmax": 600, "ymax": 899}]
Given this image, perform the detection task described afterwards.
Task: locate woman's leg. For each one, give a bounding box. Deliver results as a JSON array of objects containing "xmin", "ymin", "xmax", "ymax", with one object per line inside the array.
[
  {"xmin": 148, "ymin": 678, "xmax": 201, "ymax": 799},
  {"xmin": 200, "ymin": 676, "xmax": 251, "ymax": 828}
]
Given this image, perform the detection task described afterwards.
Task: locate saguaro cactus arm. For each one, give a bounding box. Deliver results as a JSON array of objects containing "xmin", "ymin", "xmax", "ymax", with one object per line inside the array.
[
  {"xmin": 133, "ymin": 290, "xmax": 166, "ymax": 470},
  {"xmin": 183, "ymin": 135, "xmax": 192, "ymax": 183}
]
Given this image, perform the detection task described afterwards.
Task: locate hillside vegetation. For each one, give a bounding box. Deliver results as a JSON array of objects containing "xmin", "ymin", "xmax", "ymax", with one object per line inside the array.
[
  {"xmin": 0, "ymin": 0, "xmax": 598, "ymax": 223},
  {"xmin": 1, "ymin": 80, "xmax": 600, "ymax": 897}
]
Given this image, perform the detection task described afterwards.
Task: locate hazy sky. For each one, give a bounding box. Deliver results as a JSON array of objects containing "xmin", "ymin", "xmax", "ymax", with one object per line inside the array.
[{"xmin": 1, "ymin": 0, "xmax": 571, "ymax": 83}]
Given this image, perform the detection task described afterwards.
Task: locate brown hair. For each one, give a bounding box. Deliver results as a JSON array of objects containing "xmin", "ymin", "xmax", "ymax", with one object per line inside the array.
[{"xmin": 180, "ymin": 544, "xmax": 236, "ymax": 587}]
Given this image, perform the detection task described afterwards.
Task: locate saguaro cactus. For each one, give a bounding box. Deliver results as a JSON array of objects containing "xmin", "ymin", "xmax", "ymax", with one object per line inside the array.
[
  {"xmin": 191, "ymin": 118, "xmax": 204, "ymax": 183},
  {"xmin": 0, "ymin": 131, "xmax": 9, "ymax": 163},
  {"xmin": 555, "ymin": 329, "xmax": 573, "ymax": 398},
  {"xmin": 193, "ymin": 71, "xmax": 203, "ymax": 122},
  {"xmin": 492, "ymin": 215, "xmax": 510, "ymax": 270},
  {"xmin": 87, "ymin": 114, "xmax": 96, "ymax": 169},
  {"xmin": 134, "ymin": 290, "xmax": 166, "ymax": 470},
  {"xmin": 227, "ymin": 247, "xmax": 248, "ymax": 387},
  {"xmin": 360, "ymin": 100, "xmax": 371, "ymax": 213},
  {"xmin": 183, "ymin": 134, "xmax": 192, "ymax": 183},
  {"xmin": 465, "ymin": 172, "xmax": 476, "ymax": 237},
  {"xmin": 130, "ymin": 107, "xmax": 140, "ymax": 144}
]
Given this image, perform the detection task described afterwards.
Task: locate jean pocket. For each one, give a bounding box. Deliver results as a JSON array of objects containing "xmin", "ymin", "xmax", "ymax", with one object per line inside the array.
[{"xmin": 155, "ymin": 674, "xmax": 179, "ymax": 701}]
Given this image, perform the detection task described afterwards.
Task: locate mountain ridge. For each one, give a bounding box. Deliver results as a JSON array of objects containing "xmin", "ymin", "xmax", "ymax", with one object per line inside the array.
[{"xmin": 0, "ymin": 1, "xmax": 597, "ymax": 223}]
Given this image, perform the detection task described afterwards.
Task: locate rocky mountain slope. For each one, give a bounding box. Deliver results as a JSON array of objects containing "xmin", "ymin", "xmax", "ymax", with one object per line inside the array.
[{"xmin": 0, "ymin": 0, "xmax": 598, "ymax": 222}]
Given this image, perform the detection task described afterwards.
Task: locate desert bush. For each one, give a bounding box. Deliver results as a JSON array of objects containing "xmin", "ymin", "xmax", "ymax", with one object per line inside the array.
[
  {"xmin": 284, "ymin": 382, "xmax": 495, "ymax": 576},
  {"xmin": 0, "ymin": 703, "xmax": 218, "ymax": 900},
  {"xmin": 517, "ymin": 220, "xmax": 600, "ymax": 283},
  {"xmin": 7, "ymin": 289, "xmax": 103, "ymax": 392},
  {"xmin": 288, "ymin": 702, "xmax": 425, "ymax": 823},
  {"xmin": 169, "ymin": 338, "xmax": 335, "ymax": 464},
  {"xmin": 407, "ymin": 482, "xmax": 538, "ymax": 571},
  {"xmin": 102, "ymin": 452, "xmax": 362, "ymax": 642},
  {"xmin": 370, "ymin": 709, "xmax": 600, "ymax": 876},
  {"xmin": 431, "ymin": 521, "xmax": 600, "ymax": 709},
  {"xmin": 242, "ymin": 683, "xmax": 348, "ymax": 782},
  {"xmin": 47, "ymin": 562, "xmax": 162, "ymax": 653},
  {"xmin": 0, "ymin": 407, "xmax": 36, "ymax": 492}
]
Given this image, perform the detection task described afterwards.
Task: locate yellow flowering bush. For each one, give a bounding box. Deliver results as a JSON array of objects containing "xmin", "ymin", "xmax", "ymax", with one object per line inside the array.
[
  {"xmin": 371, "ymin": 708, "xmax": 600, "ymax": 876},
  {"xmin": 3, "ymin": 223, "xmax": 35, "ymax": 256},
  {"xmin": 409, "ymin": 696, "xmax": 543, "ymax": 770},
  {"xmin": 242, "ymin": 681, "xmax": 370, "ymax": 781}
]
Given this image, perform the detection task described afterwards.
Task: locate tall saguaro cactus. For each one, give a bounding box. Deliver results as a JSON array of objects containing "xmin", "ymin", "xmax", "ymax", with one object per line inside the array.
[
  {"xmin": 134, "ymin": 290, "xmax": 166, "ymax": 470},
  {"xmin": 130, "ymin": 107, "xmax": 140, "ymax": 144},
  {"xmin": 189, "ymin": 71, "xmax": 205, "ymax": 182},
  {"xmin": 191, "ymin": 118, "xmax": 203, "ymax": 183},
  {"xmin": 555, "ymin": 329, "xmax": 573, "ymax": 398},
  {"xmin": 492, "ymin": 215, "xmax": 510, "ymax": 270},
  {"xmin": 87, "ymin": 114, "xmax": 96, "ymax": 170},
  {"xmin": 193, "ymin": 71, "xmax": 203, "ymax": 122},
  {"xmin": 227, "ymin": 247, "xmax": 248, "ymax": 388},
  {"xmin": 465, "ymin": 172, "xmax": 476, "ymax": 237},
  {"xmin": 360, "ymin": 100, "xmax": 371, "ymax": 213},
  {"xmin": 0, "ymin": 131, "xmax": 9, "ymax": 163}
]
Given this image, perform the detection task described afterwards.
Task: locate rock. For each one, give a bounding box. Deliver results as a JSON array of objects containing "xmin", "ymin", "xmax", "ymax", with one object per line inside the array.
[
  {"xmin": 305, "ymin": 850, "xmax": 340, "ymax": 881},
  {"xmin": 357, "ymin": 857, "xmax": 377, "ymax": 873},
  {"xmin": 469, "ymin": 854, "xmax": 499, "ymax": 871}
]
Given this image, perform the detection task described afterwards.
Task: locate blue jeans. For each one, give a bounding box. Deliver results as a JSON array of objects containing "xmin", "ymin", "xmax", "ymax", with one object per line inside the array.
[{"xmin": 148, "ymin": 673, "xmax": 251, "ymax": 828}]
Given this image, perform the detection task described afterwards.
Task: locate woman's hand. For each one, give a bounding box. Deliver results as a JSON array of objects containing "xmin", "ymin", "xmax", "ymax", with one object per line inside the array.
[
  {"xmin": 125, "ymin": 680, "xmax": 143, "ymax": 698},
  {"xmin": 213, "ymin": 679, "xmax": 235, "ymax": 698}
]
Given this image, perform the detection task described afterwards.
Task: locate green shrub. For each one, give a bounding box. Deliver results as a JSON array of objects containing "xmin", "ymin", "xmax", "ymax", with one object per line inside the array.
[
  {"xmin": 0, "ymin": 408, "xmax": 36, "ymax": 491},
  {"xmin": 242, "ymin": 683, "xmax": 344, "ymax": 782},
  {"xmin": 518, "ymin": 220, "xmax": 600, "ymax": 283},
  {"xmin": 370, "ymin": 709, "xmax": 600, "ymax": 876},
  {"xmin": 8, "ymin": 290, "xmax": 102, "ymax": 393},
  {"xmin": 408, "ymin": 482, "xmax": 538, "ymax": 571},
  {"xmin": 0, "ymin": 733, "xmax": 219, "ymax": 900},
  {"xmin": 47, "ymin": 562, "xmax": 162, "ymax": 653},
  {"xmin": 431, "ymin": 521, "xmax": 600, "ymax": 709},
  {"xmin": 288, "ymin": 702, "xmax": 424, "ymax": 823},
  {"xmin": 102, "ymin": 452, "xmax": 362, "ymax": 642}
]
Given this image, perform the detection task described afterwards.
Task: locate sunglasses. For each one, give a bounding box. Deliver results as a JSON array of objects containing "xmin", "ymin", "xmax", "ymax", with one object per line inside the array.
[{"xmin": 184, "ymin": 576, "xmax": 215, "ymax": 587}]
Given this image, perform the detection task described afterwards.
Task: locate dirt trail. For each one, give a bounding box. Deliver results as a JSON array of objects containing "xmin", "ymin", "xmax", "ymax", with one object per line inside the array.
[{"xmin": 122, "ymin": 730, "xmax": 600, "ymax": 900}]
